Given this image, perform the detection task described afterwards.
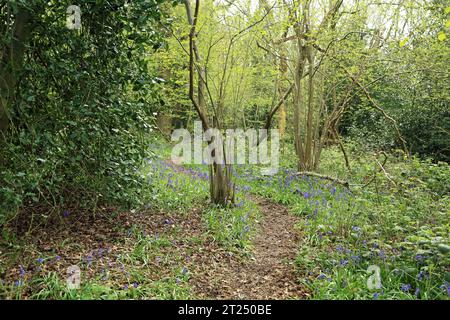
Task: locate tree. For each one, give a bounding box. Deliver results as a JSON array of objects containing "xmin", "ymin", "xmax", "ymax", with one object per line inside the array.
[
  {"xmin": 0, "ymin": 0, "xmax": 170, "ymax": 221},
  {"xmin": 0, "ymin": 4, "xmax": 37, "ymax": 134}
]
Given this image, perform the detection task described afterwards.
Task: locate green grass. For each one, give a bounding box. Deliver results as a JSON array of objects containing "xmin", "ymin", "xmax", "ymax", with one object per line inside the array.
[
  {"xmin": 1, "ymin": 139, "xmax": 448, "ymax": 300},
  {"xmin": 140, "ymin": 149, "xmax": 209, "ymax": 213},
  {"xmin": 141, "ymin": 146, "xmax": 261, "ymax": 251},
  {"xmin": 232, "ymin": 142, "xmax": 449, "ymax": 300},
  {"xmin": 203, "ymin": 199, "xmax": 259, "ymax": 250},
  {"xmin": 0, "ymin": 220, "xmax": 195, "ymax": 300}
]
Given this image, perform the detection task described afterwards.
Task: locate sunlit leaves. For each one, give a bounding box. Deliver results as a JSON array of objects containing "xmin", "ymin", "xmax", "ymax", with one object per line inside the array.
[{"xmin": 399, "ymin": 38, "xmax": 409, "ymax": 47}]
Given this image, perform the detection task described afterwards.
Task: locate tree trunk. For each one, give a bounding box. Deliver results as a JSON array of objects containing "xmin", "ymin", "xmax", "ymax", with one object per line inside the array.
[
  {"xmin": 277, "ymin": 39, "xmax": 288, "ymax": 142},
  {"xmin": 210, "ymin": 162, "xmax": 235, "ymax": 205},
  {"xmin": 303, "ymin": 44, "xmax": 315, "ymax": 170},
  {"xmin": 293, "ymin": 17, "xmax": 307, "ymax": 171},
  {"xmin": 0, "ymin": 7, "xmax": 33, "ymax": 134},
  {"xmin": 185, "ymin": 0, "xmax": 234, "ymax": 205}
]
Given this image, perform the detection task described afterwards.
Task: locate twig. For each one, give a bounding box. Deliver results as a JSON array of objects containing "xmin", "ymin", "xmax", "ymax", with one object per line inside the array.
[
  {"xmin": 361, "ymin": 151, "xmax": 389, "ymax": 188},
  {"xmin": 374, "ymin": 156, "xmax": 397, "ymax": 187},
  {"xmin": 340, "ymin": 67, "xmax": 408, "ymax": 153},
  {"xmin": 331, "ymin": 127, "xmax": 351, "ymax": 171}
]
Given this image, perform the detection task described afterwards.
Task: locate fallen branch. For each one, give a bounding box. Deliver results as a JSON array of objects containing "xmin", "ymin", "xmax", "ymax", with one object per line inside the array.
[
  {"xmin": 361, "ymin": 151, "xmax": 389, "ymax": 188},
  {"xmin": 296, "ymin": 171, "xmax": 350, "ymax": 188},
  {"xmin": 374, "ymin": 156, "xmax": 397, "ymax": 187}
]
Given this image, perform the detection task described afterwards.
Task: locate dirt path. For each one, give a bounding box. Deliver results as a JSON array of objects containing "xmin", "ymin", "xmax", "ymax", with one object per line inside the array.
[
  {"xmin": 2, "ymin": 185, "xmax": 308, "ymax": 299},
  {"xmin": 190, "ymin": 196, "xmax": 308, "ymax": 299}
]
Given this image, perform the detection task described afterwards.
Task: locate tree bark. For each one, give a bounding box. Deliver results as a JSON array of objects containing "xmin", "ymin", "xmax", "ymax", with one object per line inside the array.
[
  {"xmin": 0, "ymin": 7, "xmax": 34, "ymax": 134},
  {"xmin": 185, "ymin": 0, "xmax": 234, "ymax": 205}
]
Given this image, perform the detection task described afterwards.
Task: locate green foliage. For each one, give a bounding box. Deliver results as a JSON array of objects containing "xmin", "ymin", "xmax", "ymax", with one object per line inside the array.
[
  {"xmin": 203, "ymin": 199, "xmax": 259, "ymax": 250},
  {"xmin": 235, "ymin": 144, "xmax": 449, "ymax": 300},
  {"xmin": 0, "ymin": 0, "xmax": 448, "ymax": 301},
  {"xmin": 0, "ymin": 1, "xmax": 172, "ymax": 223},
  {"xmin": 141, "ymin": 157, "xmax": 210, "ymax": 213},
  {"xmin": 340, "ymin": 3, "xmax": 450, "ymax": 162},
  {"xmin": 141, "ymin": 146, "xmax": 259, "ymax": 250}
]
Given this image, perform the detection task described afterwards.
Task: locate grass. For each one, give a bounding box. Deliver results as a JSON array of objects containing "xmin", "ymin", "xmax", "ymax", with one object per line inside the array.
[
  {"xmin": 232, "ymin": 142, "xmax": 449, "ymax": 300},
  {"xmin": 1, "ymin": 138, "xmax": 448, "ymax": 299},
  {"xmin": 0, "ymin": 141, "xmax": 262, "ymax": 299},
  {"xmin": 0, "ymin": 220, "xmax": 194, "ymax": 299},
  {"xmin": 141, "ymin": 147, "xmax": 260, "ymax": 251},
  {"xmin": 203, "ymin": 200, "xmax": 259, "ymax": 250}
]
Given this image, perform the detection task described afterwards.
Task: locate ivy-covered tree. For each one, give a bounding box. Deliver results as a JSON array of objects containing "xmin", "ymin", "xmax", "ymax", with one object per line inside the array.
[{"xmin": 0, "ymin": 0, "xmax": 173, "ymax": 222}]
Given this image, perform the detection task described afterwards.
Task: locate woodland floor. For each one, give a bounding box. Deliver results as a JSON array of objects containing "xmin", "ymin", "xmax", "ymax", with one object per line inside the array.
[
  {"xmin": 190, "ymin": 195, "xmax": 307, "ymax": 299},
  {"xmin": 1, "ymin": 194, "xmax": 308, "ymax": 299}
]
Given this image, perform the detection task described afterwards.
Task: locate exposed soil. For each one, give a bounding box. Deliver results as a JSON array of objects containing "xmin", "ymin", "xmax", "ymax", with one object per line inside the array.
[{"xmin": 189, "ymin": 196, "xmax": 308, "ymax": 299}]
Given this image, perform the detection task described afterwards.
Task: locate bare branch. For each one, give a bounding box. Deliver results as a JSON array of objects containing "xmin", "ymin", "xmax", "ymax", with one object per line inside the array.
[{"xmin": 296, "ymin": 171, "xmax": 350, "ymax": 189}]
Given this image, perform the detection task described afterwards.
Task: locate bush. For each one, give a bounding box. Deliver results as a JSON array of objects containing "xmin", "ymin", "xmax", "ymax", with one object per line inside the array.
[
  {"xmin": 343, "ymin": 102, "xmax": 449, "ymax": 162},
  {"xmin": 0, "ymin": 0, "xmax": 171, "ymax": 224}
]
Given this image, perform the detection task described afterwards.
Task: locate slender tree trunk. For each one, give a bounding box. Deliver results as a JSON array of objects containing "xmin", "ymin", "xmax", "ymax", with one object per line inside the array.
[
  {"xmin": 304, "ymin": 45, "xmax": 315, "ymax": 170},
  {"xmin": 210, "ymin": 162, "xmax": 235, "ymax": 205},
  {"xmin": 291, "ymin": 0, "xmax": 343, "ymax": 172},
  {"xmin": 185, "ymin": 0, "xmax": 234, "ymax": 205},
  {"xmin": 277, "ymin": 38, "xmax": 288, "ymax": 142},
  {"xmin": 293, "ymin": 8, "xmax": 307, "ymax": 171}
]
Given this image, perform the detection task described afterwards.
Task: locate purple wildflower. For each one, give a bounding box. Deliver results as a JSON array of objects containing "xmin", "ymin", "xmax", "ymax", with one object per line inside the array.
[
  {"xmin": 415, "ymin": 288, "xmax": 420, "ymax": 297},
  {"xmin": 19, "ymin": 265, "xmax": 25, "ymax": 277},
  {"xmin": 441, "ymin": 283, "xmax": 450, "ymax": 296},
  {"xmin": 86, "ymin": 255, "xmax": 93, "ymax": 266},
  {"xmin": 350, "ymin": 255, "xmax": 361, "ymax": 264},
  {"xmin": 400, "ymin": 283, "xmax": 411, "ymax": 292},
  {"xmin": 417, "ymin": 270, "xmax": 429, "ymax": 281},
  {"xmin": 331, "ymin": 187, "xmax": 336, "ymax": 195}
]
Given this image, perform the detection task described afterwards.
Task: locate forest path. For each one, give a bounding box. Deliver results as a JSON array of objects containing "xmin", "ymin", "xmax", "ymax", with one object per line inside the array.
[{"xmin": 190, "ymin": 195, "xmax": 308, "ymax": 299}]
